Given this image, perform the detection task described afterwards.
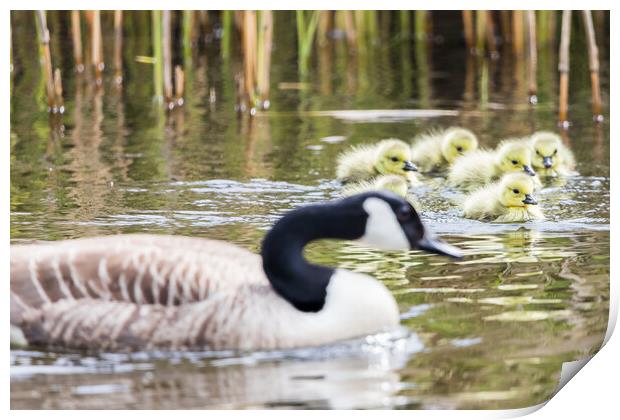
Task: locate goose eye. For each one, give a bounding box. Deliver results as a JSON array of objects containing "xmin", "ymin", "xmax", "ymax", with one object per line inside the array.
[
  {"xmin": 390, "ymin": 156, "xmax": 399, "ymax": 162},
  {"xmin": 511, "ymin": 160, "xmax": 518, "ymax": 165},
  {"xmin": 396, "ymin": 205, "xmax": 411, "ymax": 222},
  {"xmin": 513, "ymin": 188, "xmax": 520, "ymax": 194}
]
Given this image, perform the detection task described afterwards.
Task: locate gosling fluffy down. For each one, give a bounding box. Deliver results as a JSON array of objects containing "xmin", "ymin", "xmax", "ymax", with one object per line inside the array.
[
  {"xmin": 463, "ymin": 172, "xmax": 545, "ymax": 223},
  {"xmin": 448, "ymin": 138, "xmax": 536, "ymax": 190},
  {"xmin": 529, "ymin": 131, "xmax": 577, "ymax": 177},
  {"xmin": 341, "ymin": 174, "xmax": 420, "ymax": 208},
  {"xmin": 336, "ymin": 138, "xmax": 420, "ymax": 185},
  {"xmin": 411, "ymin": 127, "xmax": 479, "ymax": 172}
]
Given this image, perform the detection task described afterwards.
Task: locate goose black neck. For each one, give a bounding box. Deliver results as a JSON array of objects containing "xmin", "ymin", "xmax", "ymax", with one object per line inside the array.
[{"xmin": 261, "ymin": 200, "xmax": 367, "ymax": 312}]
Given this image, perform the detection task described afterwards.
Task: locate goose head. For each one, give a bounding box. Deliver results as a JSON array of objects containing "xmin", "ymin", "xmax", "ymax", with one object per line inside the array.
[
  {"xmin": 374, "ymin": 139, "xmax": 418, "ymax": 176},
  {"xmin": 441, "ymin": 127, "xmax": 479, "ymax": 163},
  {"xmin": 499, "ymin": 172, "xmax": 539, "ymax": 208},
  {"xmin": 261, "ymin": 192, "xmax": 462, "ymax": 313},
  {"xmin": 531, "ymin": 131, "xmax": 562, "ymax": 170},
  {"xmin": 496, "ymin": 141, "xmax": 536, "ymax": 177},
  {"xmin": 353, "ymin": 191, "xmax": 462, "ymax": 256}
]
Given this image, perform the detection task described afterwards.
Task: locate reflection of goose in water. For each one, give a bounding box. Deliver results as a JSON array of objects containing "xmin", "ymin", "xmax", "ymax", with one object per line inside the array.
[
  {"xmin": 11, "ymin": 192, "xmax": 461, "ymax": 352},
  {"xmin": 11, "ymin": 331, "xmax": 423, "ymax": 409}
]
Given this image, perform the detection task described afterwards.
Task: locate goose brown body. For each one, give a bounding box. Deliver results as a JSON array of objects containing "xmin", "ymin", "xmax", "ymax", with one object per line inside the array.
[{"xmin": 10, "ymin": 234, "xmax": 277, "ymax": 351}]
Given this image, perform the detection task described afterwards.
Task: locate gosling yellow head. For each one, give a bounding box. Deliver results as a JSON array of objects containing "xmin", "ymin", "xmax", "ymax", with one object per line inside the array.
[
  {"xmin": 499, "ymin": 173, "xmax": 538, "ymax": 208},
  {"xmin": 441, "ymin": 127, "xmax": 479, "ymax": 163},
  {"xmin": 374, "ymin": 174, "xmax": 409, "ymax": 197},
  {"xmin": 496, "ymin": 141, "xmax": 536, "ymax": 177},
  {"xmin": 530, "ymin": 131, "xmax": 562, "ymax": 170},
  {"xmin": 375, "ymin": 139, "xmax": 418, "ymax": 176}
]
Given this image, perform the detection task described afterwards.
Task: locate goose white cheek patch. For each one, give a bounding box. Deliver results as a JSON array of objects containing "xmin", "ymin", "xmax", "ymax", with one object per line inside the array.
[{"xmin": 359, "ymin": 197, "xmax": 409, "ymax": 250}]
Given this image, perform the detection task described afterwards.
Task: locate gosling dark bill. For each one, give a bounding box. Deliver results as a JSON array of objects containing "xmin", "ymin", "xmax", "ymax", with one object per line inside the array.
[
  {"xmin": 522, "ymin": 194, "xmax": 538, "ymax": 205},
  {"xmin": 403, "ymin": 161, "xmax": 418, "ymax": 172},
  {"xmin": 523, "ymin": 165, "xmax": 536, "ymax": 176}
]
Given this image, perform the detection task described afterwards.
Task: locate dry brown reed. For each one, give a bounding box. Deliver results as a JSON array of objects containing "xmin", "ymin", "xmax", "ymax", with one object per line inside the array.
[
  {"xmin": 581, "ymin": 10, "xmax": 603, "ymax": 121},
  {"xmin": 91, "ymin": 10, "xmax": 104, "ymax": 85},
  {"xmin": 526, "ymin": 11, "xmax": 537, "ymax": 102},
  {"xmin": 114, "ymin": 11, "xmax": 123, "ymax": 85},
  {"xmin": 558, "ymin": 10, "xmax": 571, "ymax": 125},
  {"xmin": 71, "ymin": 11, "xmax": 84, "ymax": 72}
]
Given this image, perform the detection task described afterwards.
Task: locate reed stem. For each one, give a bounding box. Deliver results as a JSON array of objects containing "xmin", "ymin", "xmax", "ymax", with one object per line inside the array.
[
  {"xmin": 92, "ymin": 10, "xmax": 103, "ymax": 86},
  {"xmin": 342, "ymin": 11, "xmax": 356, "ymax": 51},
  {"xmin": 475, "ymin": 10, "xmax": 486, "ymax": 54},
  {"xmin": 174, "ymin": 65, "xmax": 185, "ymax": 105},
  {"xmin": 485, "ymin": 11, "xmax": 498, "ymax": 58},
  {"xmin": 162, "ymin": 10, "xmax": 173, "ymax": 106},
  {"xmin": 317, "ymin": 11, "xmax": 331, "ymax": 47},
  {"xmin": 152, "ymin": 10, "xmax": 163, "ymax": 102},
  {"xmin": 71, "ymin": 11, "xmax": 84, "ymax": 72},
  {"xmin": 243, "ymin": 10, "xmax": 257, "ymax": 107},
  {"xmin": 34, "ymin": 11, "xmax": 56, "ymax": 111},
  {"xmin": 183, "ymin": 11, "xmax": 194, "ymax": 66},
  {"xmin": 257, "ymin": 10, "xmax": 273, "ymax": 107},
  {"xmin": 462, "ymin": 11, "xmax": 474, "ymax": 52},
  {"xmin": 499, "ymin": 10, "xmax": 511, "ymax": 44},
  {"xmin": 558, "ymin": 10, "xmax": 571, "ymax": 126},
  {"xmin": 221, "ymin": 11, "xmax": 233, "ymax": 59},
  {"xmin": 114, "ymin": 11, "xmax": 123, "ymax": 85},
  {"xmin": 581, "ymin": 10, "xmax": 603, "ymax": 121},
  {"xmin": 53, "ymin": 68, "xmax": 64, "ymax": 112},
  {"xmin": 512, "ymin": 11, "xmax": 524, "ymax": 56},
  {"xmin": 296, "ymin": 11, "xmax": 320, "ymax": 78},
  {"xmin": 526, "ymin": 11, "xmax": 537, "ymax": 102}
]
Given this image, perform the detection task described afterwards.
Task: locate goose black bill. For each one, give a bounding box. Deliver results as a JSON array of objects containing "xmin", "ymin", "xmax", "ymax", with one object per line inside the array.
[{"xmin": 417, "ymin": 234, "xmax": 463, "ymax": 259}]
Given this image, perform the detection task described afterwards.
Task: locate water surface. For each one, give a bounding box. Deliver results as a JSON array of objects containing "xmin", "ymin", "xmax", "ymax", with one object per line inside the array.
[{"xmin": 10, "ymin": 11, "xmax": 609, "ymax": 409}]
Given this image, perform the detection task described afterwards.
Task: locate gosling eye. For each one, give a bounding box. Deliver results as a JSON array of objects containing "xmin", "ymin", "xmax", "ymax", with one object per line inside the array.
[
  {"xmin": 511, "ymin": 160, "xmax": 519, "ymax": 165},
  {"xmin": 553, "ymin": 149, "xmax": 558, "ymax": 155},
  {"xmin": 390, "ymin": 156, "xmax": 399, "ymax": 162},
  {"xmin": 396, "ymin": 205, "xmax": 411, "ymax": 222},
  {"xmin": 536, "ymin": 150, "xmax": 541, "ymax": 155},
  {"xmin": 513, "ymin": 188, "xmax": 520, "ymax": 194}
]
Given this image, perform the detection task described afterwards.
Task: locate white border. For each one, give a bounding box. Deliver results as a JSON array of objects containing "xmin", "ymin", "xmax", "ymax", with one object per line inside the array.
[{"xmin": 3, "ymin": 2, "xmax": 617, "ymax": 418}]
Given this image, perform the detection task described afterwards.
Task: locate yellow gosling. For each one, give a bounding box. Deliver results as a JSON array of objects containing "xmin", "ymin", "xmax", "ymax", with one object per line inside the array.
[
  {"xmin": 529, "ymin": 131, "xmax": 577, "ymax": 177},
  {"xmin": 448, "ymin": 138, "xmax": 536, "ymax": 190},
  {"xmin": 341, "ymin": 174, "xmax": 420, "ymax": 208},
  {"xmin": 336, "ymin": 138, "xmax": 420, "ymax": 185},
  {"xmin": 463, "ymin": 172, "xmax": 545, "ymax": 223},
  {"xmin": 411, "ymin": 127, "xmax": 479, "ymax": 172}
]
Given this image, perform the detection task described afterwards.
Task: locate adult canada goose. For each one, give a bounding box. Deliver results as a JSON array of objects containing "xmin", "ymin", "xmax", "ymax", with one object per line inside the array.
[
  {"xmin": 447, "ymin": 138, "xmax": 537, "ymax": 190},
  {"xmin": 410, "ymin": 127, "xmax": 479, "ymax": 173},
  {"xmin": 11, "ymin": 192, "xmax": 461, "ymax": 352},
  {"xmin": 336, "ymin": 139, "xmax": 420, "ymax": 185},
  {"xmin": 462, "ymin": 172, "xmax": 545, "ymax": 223},
  {"xmin": 529, "ymin": 131, "xmax": 577, "ymax": 177}
]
